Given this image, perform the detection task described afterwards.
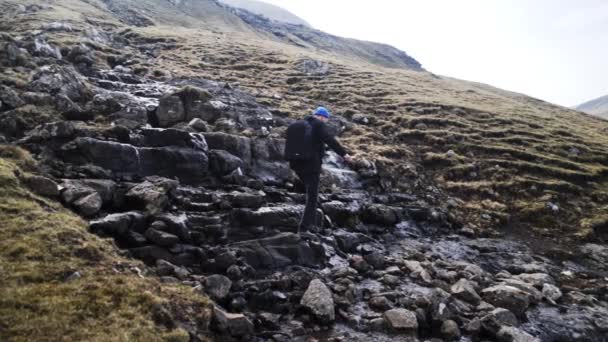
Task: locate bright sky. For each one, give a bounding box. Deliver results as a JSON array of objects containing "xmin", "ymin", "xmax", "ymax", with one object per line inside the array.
[{"xmin": 260, "ymin": 0, "xmax": 608, "ymax": 107}]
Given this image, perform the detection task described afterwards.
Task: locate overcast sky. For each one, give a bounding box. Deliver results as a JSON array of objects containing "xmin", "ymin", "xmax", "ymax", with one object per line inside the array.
[{"xmin": 260, "ymin": 0, "xmax": 608, "ymax": 107}]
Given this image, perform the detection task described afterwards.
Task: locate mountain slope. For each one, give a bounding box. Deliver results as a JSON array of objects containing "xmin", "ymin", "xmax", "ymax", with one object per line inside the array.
[
  {"xmin": 219, "ymin": 0, "xmax": 312, "ymax": 27},
  {"xmin": 2, "ymin": 0, "xmax": 608, "ymax": 340},
  {"xmin": 576, "ymin": 94, "xmax": 608, "ymax": 119}
]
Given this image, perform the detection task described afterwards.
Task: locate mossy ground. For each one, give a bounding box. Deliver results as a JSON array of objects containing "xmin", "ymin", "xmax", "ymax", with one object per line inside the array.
[{"xmin": 0, "ymin": 146, "xmax": 212, "ymax": 341}]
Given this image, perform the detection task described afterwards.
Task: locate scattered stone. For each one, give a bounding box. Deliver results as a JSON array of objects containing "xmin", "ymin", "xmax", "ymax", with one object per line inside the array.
[
  {"xmin": 369, "ymin": 296, "xmax": 393, "ymax": 311},
  {"xmin": 73, "ymin": 192, "xmax": 102, "ymax": 217},
  {"xmin": 542, "ymin": 283, "xmax": 562, "ymax": 305},
  {"xmin": 145, "ymin": 228, "xmax": 180, "ymax": 247},
  {"xmin": 451, "ymin": 278, "xmax": 482, "ymax": 305},
  {"xmin": 301, "ymin": 279, "xmax": 335, "ymax": 322},
  {"xmin": 480, "ymin": 308, "xmax": 518, "ymax": 335},
  {"xmin": 497, "ymin": 326, "xmax": 541, "ymax": 342}
]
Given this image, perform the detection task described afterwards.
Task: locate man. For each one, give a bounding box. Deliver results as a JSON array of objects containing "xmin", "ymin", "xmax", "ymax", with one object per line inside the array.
[{"xmin": 284, "ymin": 106, "xmax": 352, "ymax": 234}]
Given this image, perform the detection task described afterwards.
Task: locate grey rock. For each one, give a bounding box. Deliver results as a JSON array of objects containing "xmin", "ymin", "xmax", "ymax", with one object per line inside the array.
[
  {"xmin": 369, "ymin": 296, "xmax": 393, "ymax": 311},
  {"xmin": 383, "ymin": 308, "xmax": 418, "ymax": 334},
  {"xmin": 29, "ymin": 65, "xmax": 92, "ymax": 102},
  {"xmin": 480, "ymin": 308, "xmax": 518, "ymax": 335},
  {"xmin": 188, "ymin": 118, "xmax": 208, "ymax": 132},
  {"xmin": 73, "ymin": 192, "xmax": 102, "ymax": 217},
  {"xmin": 541, "ymin": 283, "xmax": 562, "ymax": 304},
  {"xmin": 441, "ymin": 319, "xmax": 461, "ymax": 340},
  {"xmin": 514, "ymin": 273, "xmax": 555, "ymax": 287},
  {"xmin": 141, "ymin": 128, "xmax": 208, "ymax": 152},
  {"xmin": 209, "ymin": 149, "xmax": 245, "ymax": 175},
  {"xmin": 203, "ymin": 132, "xmax": 252, "ymax": 165},
  {"xmin": 497, "ymin": 326, "xmax": 541, "ymax": 342},
  {"xmin": 213, "ymin": 305, "xmax": 254, "ymax": 337},
  {"xmin": 89, "ymin": 211, "xmax": 146, "ymax": 236},
  {"xmin": 301, "ymin": 279, "xmax": 335, "ymax": 322},
  {"xmin": 481, "ymin": 284, "xmax": 531, "ymax": 317},
  {"xmin": 361, "ymin": 203, "xmax": 401, "ymax": 226},
  {"xmin": 22, "ymin": 175, "xmax": 59, "ymax": 197},
  {"xmin": 125, "ymin": 177, "xmax": 178, "ymax": 214},
  {"xmin": 451, "ymin": 278, "xmax": 482, "ymax": 305},
  {"xmin": 145, "ymin": 228, "xmax": 180, "ymax": 247},
  {"xmin": 206, "ymin": 274, "xmax": 232, "ymax": 300}
]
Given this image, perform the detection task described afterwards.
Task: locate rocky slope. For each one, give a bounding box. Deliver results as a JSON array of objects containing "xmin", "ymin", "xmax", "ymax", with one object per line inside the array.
[
  {"xmin": 1, "ymin": 0, "xmax": 608, "ymax": 341},
  {"xmin": 219, "ymin": 0, "xmax": 312, "ymax": 27},
  {"xmin": 576, "ymin": 94, "xmax": 608, "ymax": 119}
]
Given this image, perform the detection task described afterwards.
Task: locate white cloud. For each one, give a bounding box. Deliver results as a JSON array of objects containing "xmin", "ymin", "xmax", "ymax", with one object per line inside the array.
[{"xmin": 261, "ymin": 0, "xmax": 608, "ymax": 106}]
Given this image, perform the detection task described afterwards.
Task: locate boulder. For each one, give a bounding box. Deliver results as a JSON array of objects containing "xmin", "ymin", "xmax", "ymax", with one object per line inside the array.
[
  {"xmin": 383, "ymin": 308, "xmax": 418, "ymax": 334},
  {"xmin": 0, "ymin": 85, "xmax": 25, "ymax": 109},
  {"xmin": 212, "ymin": 305, "xmax": 254, "ymax": 337},
  {"xmin": 441, "ymin": 319, "xmax": 461, "ymax": 341},
  {"xmin": 89, "ymin": 211, "xmax": 147, "ymax": 237},
  {"xmin": 451, "ymin": 278, "xmax": 482, "ymax": 305},
  {"xmin": 130, "ymin": 245, "xmax": 174, "ymax": 264},
  {"xmin": 231, "ymin": 233, "xmax": 326, "ymax": 269},
  {"xmin": 497, "ymin": 326, "xmax": 541, "ymax": 342},
  {"xmin": 480, "ymin": 308, "xmax": 518, "ymax": 335},
  {"xmin": 153, "ymin": 86, "xmax": 212, "ymax": 127},
  {"xmin": 321, "ymin": 201, "xmax": 361, "ymax": 227},
  {"xmin": 231, "ymin": 204, "xmax": 306, "ymax": 228},
  {"xmin": 154, "ymin": 95, "xmax": 185, "ymax": 127},
  {"xmin": 72, "ymin": 137, "xmax": 209, "ymax": 182},
  {"xmin": 205, "ymin": 274, "xmax": 232, "ymax": 301},
  {"xmin": 361, "ymin": 204, "xmax": 401, "ymax": 226},
  {"xmin": 125, "ymin": 177, "xmax": 178, "ymax": 214},
  {"xmin": 542, "ymin": 283, "xmax": 562, "ymax": 305},
  {"xmin": 188, "ymin": 118, "xmax": 208, "ymax": 132},
  {"xmin": 23, "ymin": 121, "xmax": 78, "ymax": 143},
  {"xmin": 208, "ymin": 150, "xmax": 245, "ymax": 175},
  {"xmin": 481, "ymin": 285, "xmax": 531, "ymax": 317},
  {"xmin": 203, "ymin": 132, "xmax": 252, "ymax": 166},
  {"xmin": 73, "ymin": 192, "xmax": 102, "ymax": 217},
  {"xmin": 28, "ymin": 65, "xmax": 92, "ymax": 102},
  {"xmin": 145, "ymin": 228, "xmax": 180, "ymax": 247},
  {"xmin": 301, "ymin": 279, "xmax": 335, "ymax": 322},
  {"xmin": 153, "ymin": 213, "xmax": 191, "ymax": 241},
  {"xmin": 21, "ymin": 174, "xmax": 59, "ymax": 197},
  {"xmin": 141, "ymin": 128, "xmax": 208, "ymax": 152}
]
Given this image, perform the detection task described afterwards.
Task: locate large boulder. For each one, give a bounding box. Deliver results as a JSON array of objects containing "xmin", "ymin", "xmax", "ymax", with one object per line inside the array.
[
  {"xmin": 300, "ymin": 279, "xmax": 335, "ymax": 322},
  {"xmin": 482, "ymin": 285, "xmax": 531, "ymax": 317},
  {"xmin": 383, "ymin": 308, "xmax": 418, "ymax": 335},
  {"xmin": 203, "ymin": 132, "xmax": 252, "ymax": 166},
  {"xmin": 153, "ymin": 86, "xmax": 212, "ymax": 127},
  {"xmin": 28, "ymin": 65, "xmax": 92, "ymax": 102},
  {"xmin": 125, "ymin": 177, "xmax": 178, "ymax": 214},
  {"xmin": 141, "ymin": 128, "xmax": 208, "ymax": 152},
  {"xmin": 231, "ymin": 233, "xmax": 326, "ymax": 269},
  {"xmin": 212, "ymin": 306, "xmax": 254, "ymax": 337},
  {"xmin": 208, "ymin": 150, "xmax": 244, "ymax": 176},
  {"xmin": 71, "ymin": 137, "xmax": 209, "ymax": 182}
]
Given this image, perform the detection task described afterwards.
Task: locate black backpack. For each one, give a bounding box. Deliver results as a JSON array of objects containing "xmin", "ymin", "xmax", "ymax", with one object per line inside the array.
[{"xmin": 284, "ymin": 119, "xmax": 314, "ymax": 161}]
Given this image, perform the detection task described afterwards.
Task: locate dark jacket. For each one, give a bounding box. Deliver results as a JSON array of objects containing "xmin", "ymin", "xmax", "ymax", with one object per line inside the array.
[{"xmin": 290, "ymin": 116, "xmax": 347, "ymax": 174}]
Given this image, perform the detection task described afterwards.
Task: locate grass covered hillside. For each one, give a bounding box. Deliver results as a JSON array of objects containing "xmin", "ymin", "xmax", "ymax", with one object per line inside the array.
[
  {"xmin": 2, "ymin": 0, "xmax": 608, "ymax": 242},
  {"xmin": 0, "ymin": 145, "xmax": 212, "ymax": 341}
]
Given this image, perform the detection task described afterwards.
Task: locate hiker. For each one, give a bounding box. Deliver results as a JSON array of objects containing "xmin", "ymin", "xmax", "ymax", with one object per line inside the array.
[{"xmin": 284, "ymin": 106, "xmax": 353, "ymax": 234}]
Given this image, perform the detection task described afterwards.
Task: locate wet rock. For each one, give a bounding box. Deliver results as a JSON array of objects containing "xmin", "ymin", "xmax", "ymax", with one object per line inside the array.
[
  {"xmin": 541, "ymin": 283, "xmax": 562, "ymax": 304},
  {"xmin": 497, "ymin": 326, "xmax": 540, "ymax": 342},
  {"xmin": 206, "ymin": 274, "xmax": 232, "ymax": 300},
  {"xmin": 441, "ymin": 319, "xmax": 461, "ymax": 340},
  {"xmin": 23, "ymin": 121, "xmax": 78, "ymax": 143},
  {"xmin": 213, "ymin": 305, "xmax": 254, "ymax": 337},
  {"xmin": 500, "ymin": 279, "xmax": 542, "ymax": 304},
  {"xmin": 333, "ymin": 229, "xmax": 361, "ymax": 253},
  {"xmin": 145, "ymin": 228, "xmax": 179, "ymax": 247},
  {"xmin": 481, "ymin": 285, "xmax": 531, "ymax": 317},
  {"xmin": 301, "ymin": 279, "xmax": 335, "ymax": 322},
  {"xmin": 232, "ymin": 204, "xmax": 305, "ymax": 228},
  {"xmin": 126, "ymin": 177, "xmax": 178, "ymax": 214},
  {"xmin": 73, "ymin": 192, "xmax": 102, "ymax": 217},
  {"xmin": 383, "ymin": 308, "xmax": 418, "ymax": 335},
  {"xmin": 350, "ymin": 255, "xmax": 371, "ymax": 273},
  {"xmin": 480, "ymin": 308, "xmax": 518, "ymax": 335},
  {"xmin": 513, "ymin": 273, "xmax": 554, "ymax": 288},
  {"xmin": 369, "ymin": 296, "xmax": 393, "ymax": 311},
  {"xmin": 403, "ymin": 260, "xmax": 432, "ymax": 283},
  {"xmin": 203, "ymin": 132, "xmax": 252, "ymax": 165},
  {"xmin": 451, "ymin": 278, "xmax": 482, "ymax": 305},
  {"xmin": 21, "ymin": 174, "xmax": 59, "ymax": 197},
  {"xmin": 361, "ymin": 204, "xmax": 401, "ymax": 226},
  {"xmin": 321, "ymin": 201, "xmax": 360, "ymax": 227},
  {"xmin": 141, "ymin": 128, "xmax": 208, "ymax": 152},
  {"xmin": 188, "ymin": 118, "xmax": 208, "ymax": 132},
  {"xmin": 231, "ymin": 233, "xmax": 326, "ymax": 269},
  {"xmin": 209, "ymin": 150, "xmax": 245, "ymax": 175},
  {"xmin": 225, "ymin": 191, "xmax": 265, "ymax": 208}
]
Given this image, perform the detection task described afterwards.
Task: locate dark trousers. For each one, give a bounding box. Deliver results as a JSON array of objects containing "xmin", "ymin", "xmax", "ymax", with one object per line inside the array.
[{"xmin": 292, "ymin": 166, "xmax": 321, "ymax": 232}]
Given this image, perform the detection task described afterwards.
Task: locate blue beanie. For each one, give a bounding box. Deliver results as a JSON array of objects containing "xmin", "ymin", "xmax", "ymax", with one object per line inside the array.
[{"xmin": 313, "ymin": 106, "xmax": 330, "ymax": 118}]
